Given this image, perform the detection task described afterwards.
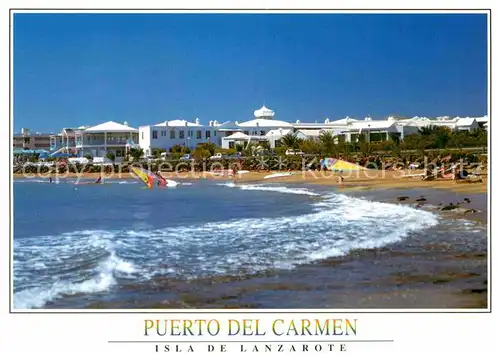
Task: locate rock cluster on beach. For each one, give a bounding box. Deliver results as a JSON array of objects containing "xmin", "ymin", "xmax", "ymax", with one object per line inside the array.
[{"xmin": 394, "ymin": 194, "xmax": 481, "ymax": 217}]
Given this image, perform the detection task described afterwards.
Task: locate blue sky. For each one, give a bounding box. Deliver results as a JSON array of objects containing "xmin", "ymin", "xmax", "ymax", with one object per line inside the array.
[{"xmin": 13, "ymin": 13, "xmax": 488, "ymax": 133}]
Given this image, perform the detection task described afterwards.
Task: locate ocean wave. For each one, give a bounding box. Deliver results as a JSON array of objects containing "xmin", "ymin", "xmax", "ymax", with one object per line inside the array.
[
  {"xmin": 216, "ymin": 182, "xmax": 236, "ymax": 188},
  {"xmin": 13, "ymin": 231, "xmax": 137, "ymax": 309},
  {"xmin": 219, "ymin": 183, "xmax": 320, "ymax": 196},
  {"xmin": 14, "ymin": 191, "xmax": 441, "ymax": 308}
]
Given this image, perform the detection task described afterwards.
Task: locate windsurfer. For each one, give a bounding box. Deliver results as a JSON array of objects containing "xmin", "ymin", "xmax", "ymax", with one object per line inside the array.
[{"xmin": 156, "ymin": 170, "xmax": 167, "ymax": 187}]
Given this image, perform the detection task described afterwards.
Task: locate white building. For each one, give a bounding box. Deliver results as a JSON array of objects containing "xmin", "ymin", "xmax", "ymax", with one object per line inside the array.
[
  {"xmin": 139, "ymin": 118, "xmax": 219, "ymax": 156},
  {"xmin": 220, "ymin": 105, "xmax": 294, "ymax": 149},
  {"xmin": 75, "ymin": 121, "xmax": 138, "ymax": 162},
  {"xmin": 137, "ymin": 104, "xmax": 487, "ymax": 152},
  {"xmin": 390, "ymin": 116, "xmax": 481, "ymax": 132}
]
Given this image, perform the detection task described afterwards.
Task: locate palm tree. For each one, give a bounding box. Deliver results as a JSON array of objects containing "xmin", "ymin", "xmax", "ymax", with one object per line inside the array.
[
  {"xmin": 418, "ymin": 126, "xmax": 434, "ymax": 136},
  {"xmin": 259, "ymin": 141, "xmax": 271, "ymax": 151},
  {"xmin": 299, "ymin": 138, "xmax": 321, "ymax": 154},
  {"xmin": 198, "ymin": 142, "xmax": 217, "ymax": 155},
  {"xmin": 129, "ymin": 147, "xmax": 144, "ymax": 161},
  {"xmin": 318, "ymin": 130, "xmax": 337, "ymax": 155},
  {"xmin": 281, "ymin": 133, "xmax": 301, "ymax": 149}
]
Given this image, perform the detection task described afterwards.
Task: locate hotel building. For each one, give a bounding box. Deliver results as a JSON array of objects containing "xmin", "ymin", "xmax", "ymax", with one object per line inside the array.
[{"xmin": 13, "ymin": 128, "xmax": 52, "ymax": 150}]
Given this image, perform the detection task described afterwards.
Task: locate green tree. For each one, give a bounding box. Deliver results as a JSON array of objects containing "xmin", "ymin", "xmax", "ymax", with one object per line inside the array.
[
  {"xmin": 259, "ymin": 141, "xmax": 271, "ymax": 151},
  {"xmin": 281, "ymin": 133, "xmax": 302, "ymax": 149},
  {"xmin": 192, "ymin": 147, "xmax": 211, "ymax": 160},
  {"xmin": 106, "ymin": 152, "xmax": 115, "ymax": 162},
  {"xmin": 129, "ymin": 148, "xmax": 144, "ymax": 161},
  {"xmin": 318, "ymin": 130, "xmax": 337, "ymax": 156},
  {"xmin": 299, "ymin": 138, "xmax": 321, "ymax": 154},
  {"xmin": 197, "ymin": 142, "xmax": 217, "ymax": 155},
  {"xmin": 235, "ymin": 144, "xmax": 244, "ymax": 153}
]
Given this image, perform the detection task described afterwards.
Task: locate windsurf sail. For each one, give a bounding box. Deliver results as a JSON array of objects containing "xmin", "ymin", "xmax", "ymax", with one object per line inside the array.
[
  {"xmin": 322, "ymin": 158, "xmax": 367, "ymax": 171},
  {"xmin": 131, "ymin": 166, "xmax": 155, "ymax": 188}
]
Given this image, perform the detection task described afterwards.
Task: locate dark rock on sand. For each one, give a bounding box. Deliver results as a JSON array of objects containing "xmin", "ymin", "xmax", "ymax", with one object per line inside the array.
[
  {"xmin": 464, "ymin": 198, "xmax": 471, "ymax": 203},
  {"xmin": 440, "ymin": 203, "xmax": 460, "ymax": 211},
  {"xmin": 462, "ymin": 288, "xmax": 487, "ymax": 295},
  {"xmin": 397, "ymin": 196, "xmax": 409, "ymax": 201},
  {"xmin": 464, "ymin": 209, "xmax": 478, "ymax": 214},
  {"xmin": 415, "ymin": 196, "xmax": 426, "ymax": 202}
]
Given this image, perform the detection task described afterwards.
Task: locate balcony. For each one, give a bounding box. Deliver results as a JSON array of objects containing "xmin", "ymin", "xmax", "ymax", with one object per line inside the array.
[{"xmin": 76, "ymin": 139, "xmax": 129, "ymax": 147}]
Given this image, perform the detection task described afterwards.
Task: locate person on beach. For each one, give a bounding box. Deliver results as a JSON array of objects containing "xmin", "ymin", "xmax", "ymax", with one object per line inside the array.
[
  {"xmin": 94, "ymin": 175, "xmax": 102, "ymax": 184},
  {"xmin": 337, "ymin": 169, "xmax": 344, "ymax": 184}
]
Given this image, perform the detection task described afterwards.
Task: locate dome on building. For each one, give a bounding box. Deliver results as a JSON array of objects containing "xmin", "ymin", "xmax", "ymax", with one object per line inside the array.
[{"xmin": 253, "ymin": 105, "xmax": 275, "ymax": 118}]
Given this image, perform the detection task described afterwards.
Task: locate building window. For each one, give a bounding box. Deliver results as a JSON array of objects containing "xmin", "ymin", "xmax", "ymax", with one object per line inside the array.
[
  {"xmin": 213, "ymin": 130, "xmax": 217, "ymax": 137},
  {"xmin": 196, "ymin": 130, "xmax": 202, "ymax": 139},
  {"xmin": 170, "ymin": 130, "xmax": 175, "ymax": 139},
  {"xmin": 205, "ymin": 131, "xmax": 211, "ymax": 139},
  {"xmin": 244, "ymin": 131, "xmax": 249, "ymax": 135},
  {"xmin": 141, "ymin": 132, "xmax": 144, "ymax": 139},
  {"xmin": 229, "ymin": 142, "xmax": 235, "ymax": 149},
  {"xmin": 260, "ymin": 131, "xmax": 266, "ymax": 136},
  {"xmin": 188, "ymin": 130, "xmax": 193, "ymax": 137},
  {"xmin": 179, "ymin": 130, "xmax": 185, "ymax": 139},
  {"xmin": 152, "ymin": 130, "xmax": 158, "ymax": 139}
]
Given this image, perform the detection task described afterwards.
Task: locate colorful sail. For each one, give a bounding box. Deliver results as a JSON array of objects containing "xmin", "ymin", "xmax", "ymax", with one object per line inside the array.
[
  {"xmin": 131, "ymin": 166, "xmax": 155, "ymax": 188},
  {"xmin": 321, "ymin": 158, "xmax": 367, "ymax": 171}
]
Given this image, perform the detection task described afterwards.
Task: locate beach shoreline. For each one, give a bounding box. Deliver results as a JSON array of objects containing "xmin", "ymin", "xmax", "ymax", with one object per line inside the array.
[{"xmin": 13, "ymin": 169, "xmax": 487, "ymax": 194}]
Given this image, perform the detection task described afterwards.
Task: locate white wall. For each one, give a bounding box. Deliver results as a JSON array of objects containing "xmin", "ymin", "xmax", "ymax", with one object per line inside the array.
[
  {"xmin": 139, "ymin": 127, "xmax": 152, "ymax": 155},
  {"xmin": 139, "ymin": 126, "xmax": 221, "ymax": 153}
]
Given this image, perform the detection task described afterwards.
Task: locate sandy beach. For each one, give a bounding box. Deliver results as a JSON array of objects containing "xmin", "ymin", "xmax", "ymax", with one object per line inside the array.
[{"xmin": 14, "ymin": 169, "xmax": 487, "ymax": 194}]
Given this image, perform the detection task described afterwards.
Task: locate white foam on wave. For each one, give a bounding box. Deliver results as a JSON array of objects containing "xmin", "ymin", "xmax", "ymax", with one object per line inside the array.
[
  {"xmin": 98, "ymin": 192, "xmax": 439, "ymax": 280},
  {"xmin": 237, "ymin": 184, "xmax": 320, "ymax": 196},
  {"xmin": 14, "ymin": 230, "xmax": 137, "ymax": 309},
  {"xmin": 14, "ymin": 179, "xmax": 53, "ymax": 183},
  {"xmin": 166, "ymin": 179, "xmax": 179, "ymax": 187},
  {"xmin": 217, "ymin": 182, "xmax": 236, "ymax": 188}
]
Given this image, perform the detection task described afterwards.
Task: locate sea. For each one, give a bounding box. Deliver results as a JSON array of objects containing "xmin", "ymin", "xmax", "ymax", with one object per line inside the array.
[{"xmin": 13, "ymin": 177, "xmax": 487, "ymax": 309}]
